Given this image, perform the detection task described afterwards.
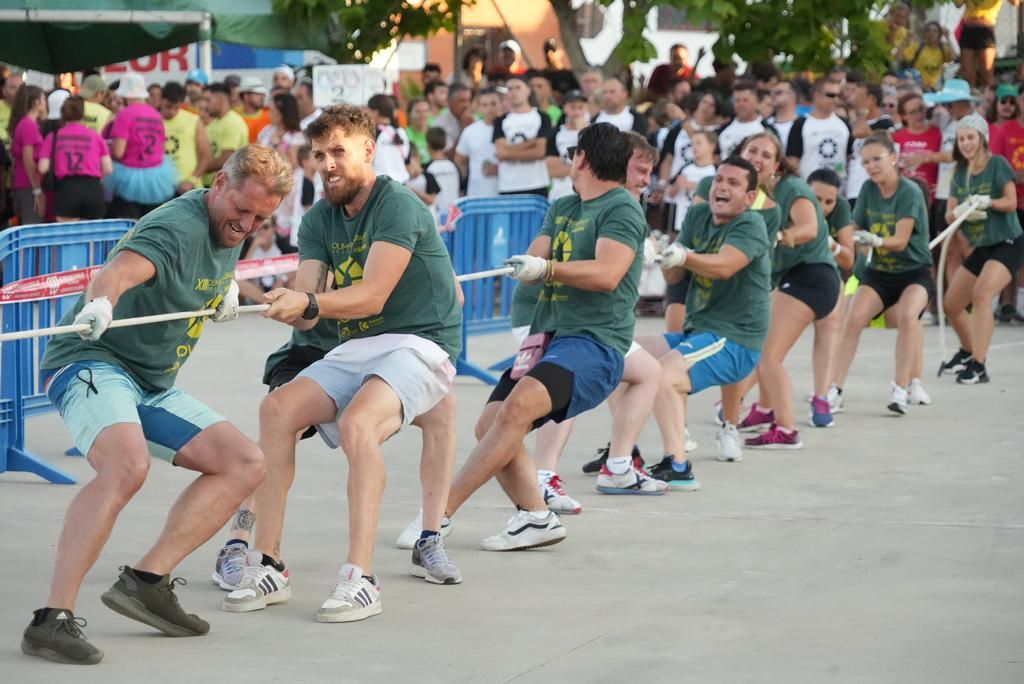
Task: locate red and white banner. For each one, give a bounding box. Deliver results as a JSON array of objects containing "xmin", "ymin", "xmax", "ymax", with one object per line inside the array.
[{"xmin": 0, "ymin": 254, "xmax": 300, "ymax": 305}]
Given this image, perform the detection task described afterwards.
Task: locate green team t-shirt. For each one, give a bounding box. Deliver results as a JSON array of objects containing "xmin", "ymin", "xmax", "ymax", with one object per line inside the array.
[
  {"xmin": 695, "ymin": 175, "xmax": 782, "ymax": 244},
  {"xmin": 510, "ymin": 282, "xmax": 542, "ymax": 328},
  {"xmin": 951, "ymin": 155, "xmax": 1024, "ymax": 247},
  {"xmin": 678, "ymin": 203, "xmax": 772, "ymax": 351},
  {"xmin": 41, "ymin": 190, "xmax": 240, "ymax": 390},
  {"xmin": 828, "ymin": 196, "xmax": 853, "ymax": 239},
  {"xmin": 530, "ymin": 187, "xmax": 646, "ymax": 355},
  {"xmin": 297, "ymin": 177, "xmax": 462, "ymax": 361},
  {"xmin": 853, "ymin": 177, "xmax": 933, "ymax": 273},
  {"xmin": 203, "ymin": 111, "xmax": 250, "ymax": 186},
  {"xmin": 771, "ymin": 175, "xmax": 837, "ymax": 283}
]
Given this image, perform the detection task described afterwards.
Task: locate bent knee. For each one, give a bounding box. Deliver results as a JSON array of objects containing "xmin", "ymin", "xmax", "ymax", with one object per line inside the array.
[{"xmin": 97, "ymin": 452, "xmax": 150, "ymax": 500}]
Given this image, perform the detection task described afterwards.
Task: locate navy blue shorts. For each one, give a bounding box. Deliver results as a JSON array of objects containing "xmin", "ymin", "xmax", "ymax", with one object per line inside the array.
[
  {"xmin": 488, "ymin": 335, "xmax": 624, "ymax": 430},
  {"xmin": 663, "ymin": 331, "xmax": 761, "ymax": 394}
]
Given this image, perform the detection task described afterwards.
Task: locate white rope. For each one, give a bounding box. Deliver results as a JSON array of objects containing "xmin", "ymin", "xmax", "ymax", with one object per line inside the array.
[
  {"xmin": 932, "ymin": 198, "xmax": 980, "ymax": 366},
  {"xmin": 1, "ymin": 268, "xmax": 517, "ymax": 342}
]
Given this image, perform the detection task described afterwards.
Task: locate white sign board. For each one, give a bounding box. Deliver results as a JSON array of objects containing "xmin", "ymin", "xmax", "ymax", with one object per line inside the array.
[{"xmin": 312, "ymin": 64, "xmax": 387, "ymax": 108}]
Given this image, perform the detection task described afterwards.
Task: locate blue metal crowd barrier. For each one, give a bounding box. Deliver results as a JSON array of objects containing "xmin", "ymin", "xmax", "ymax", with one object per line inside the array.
[
  {"xmin": 0, "ymin": 220, "xmax": 134, "ymax": 484},
  {"xmin": 447, "ymin": 195, "xmax": 549, "ymax": 384}
]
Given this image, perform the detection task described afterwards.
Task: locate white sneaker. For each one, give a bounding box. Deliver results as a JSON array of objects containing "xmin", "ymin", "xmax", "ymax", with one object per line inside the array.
[
  {"xmin": 595, "ymin": 464, "xmax": 668, "ymax": 495},
  {"xmin": 715, "ymin": 423, "xmax": 743, "ymax": 462},
  {"xmin": 212, "ymin": 541, "xmax": 248, "ymax": 590},
  {"xmin": 317, "ymin": 564, "xmax": 382, "ymax": 623},
  {"xmin": 685, "ymin": 427, "xmax": 699, "ymax": 452},
  {"xmin": 481, "ymin": 510, "xmax": 566, "ymax": 551},
  {"xmin": 908, "ymin": 378, "xmax": 931, "ymax": 405},
  {"xmin": 712, "ymin": 400, "xmax": 724, "ymax": 426},
  {"xmin": 887, "ymin": 382, "xmax": 908, "ymax": 415},
  {"xmin": 827, "ymin": 384, "xmax": 843, "ymax": 413},
  {"xmin": 222, "ymin": 551, "xmax": 291, "ymax": 612},
  {"xmin": 539, "ymin": 472, "xmax": 582, "ymax": 514},
  {"xmin": 395, "ymin": 509, "xmax": 453, "ymax": 550}
]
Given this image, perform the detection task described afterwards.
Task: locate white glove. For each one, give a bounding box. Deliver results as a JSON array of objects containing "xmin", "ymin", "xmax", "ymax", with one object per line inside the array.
[
  {"xmin": 968, "ymin": 194, "xmax": 992, "ymax": 210},
  {"xmin": 643, "ymin": 238, "xmax": 658, "ymax": 266},
  {"xmin": 953, "ymin": 202, "xmax": 988, "ymax": 223},
  {"xmin": 852, "ymin": 230, "xmax": 884, "ymax": 248},
  {"xmin": 73, "ymin": 296, "xmax": 113, "ymax": 341},
  {"xmin": 211, "ymin": 280, "xmax": 240, "ymax": 322},
  {"xmin": 505, "ymin": 255, "xmax": 549, "ymax": 283},
  {"xmin": 660, "ymin": 243, "xmax": 688, "ymax": 269}
]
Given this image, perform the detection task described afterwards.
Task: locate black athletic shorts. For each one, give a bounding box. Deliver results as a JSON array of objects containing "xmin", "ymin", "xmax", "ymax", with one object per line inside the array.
[
  {"xmin": 959, "ymin": 23, "xmax": 996, "ymax": 51},
  {"xmin": 488, "ymin": 364, "xmax": 575, "ymax": 431},
  {"xmin": 54, "ymin": 176, "xmax": 105, "ymax": 220},
  {"xmin": 860, "ymin": 265, "xmax": 935, "ymax": 313},
  {"xmin": 778, "ymin": 262, "xmax": 841, "ymax": 319},
  {"xmin": 266, "ymin": 345, "xmax": 327, "ymax": 440},
  {"xmin": 962, "ymin": 234, "xmax": 1024, "ymax": 277},
  {"xmin": 665, "ymin": 272, "xmax": 691, "ymax": 305},
  {"xmin": 930, "ymin": 198, "xmax": 948, "ymax": 242},
  {"xmin": 500, "ymin": 187, "xmax": 549, "ymax": 198}
]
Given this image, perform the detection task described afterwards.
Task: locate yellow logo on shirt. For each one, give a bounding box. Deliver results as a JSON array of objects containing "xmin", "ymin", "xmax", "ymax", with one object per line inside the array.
[
  {"xmin": 552, "ymin": 231, "xmax": 573, "ymax": 262},
  {"xmin": 334, "ymin": 257, "xmax": 364, "ymax": 288}
]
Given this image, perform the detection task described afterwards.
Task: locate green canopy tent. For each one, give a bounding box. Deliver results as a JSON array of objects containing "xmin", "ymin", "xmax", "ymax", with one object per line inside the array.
[{"xmin": 0, "ymin": 0, "xmax": 332, "ymax": 74}]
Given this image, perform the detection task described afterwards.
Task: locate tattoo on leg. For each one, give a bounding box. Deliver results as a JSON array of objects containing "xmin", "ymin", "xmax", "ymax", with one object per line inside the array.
[{"xmin": 233, "ymin": 509, "xmax": 255, "ymax": 532}]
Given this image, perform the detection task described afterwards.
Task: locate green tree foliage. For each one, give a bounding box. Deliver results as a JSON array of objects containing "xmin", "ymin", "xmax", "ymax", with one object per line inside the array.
[{"xmin": 273, "ymin": 0, "xmax": 462, "ymax": 63}]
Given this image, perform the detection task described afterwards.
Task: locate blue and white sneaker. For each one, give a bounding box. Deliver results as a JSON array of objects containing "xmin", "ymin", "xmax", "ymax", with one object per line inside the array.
[
  {"xmin": 222, "ymin": 551, "xmax": 291, "ymax": 612},
  {"xmin": 212, "ymin": 542, "xmax": 248, "ymax": 590},
  {"xmin": 596, "ymin": 464, "xmax": 667, "ymax": 495}
]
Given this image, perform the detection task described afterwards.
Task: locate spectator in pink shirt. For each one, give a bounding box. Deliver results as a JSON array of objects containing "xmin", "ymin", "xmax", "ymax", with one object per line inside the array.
[
  {"xmin": 8, "ymin": 84, "xmax": 47, "ymax": 224},
  {"xmin": 37, "ymin": 96, "xmax": 112, "ymax": 222},
  {"xmin": 105, "ymin": 73, "xmax": 175, "ymax": 218}
]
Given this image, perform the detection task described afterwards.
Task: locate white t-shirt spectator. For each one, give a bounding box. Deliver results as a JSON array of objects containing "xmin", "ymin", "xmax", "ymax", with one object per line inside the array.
[
  {"xmin": 289, "ymin": 169, "xmax": 324, "ymax": 248},
  {"xmin": 717, "ymin": 117, "xmax": 774, "ymax": 158},
  {"xmin": 934, "ymin": 110, "xmax": 960, "ymax": 201},
  {"xmin": 426, "ymin": 158, "xmax": 461, "ymax": 223},
  {"xmin": 845, "ymin": 116, "xmax": 895, "ymax": 199},
  {"xmin": 595, "ymin": 108, "xmax": 647, "ymax": 135},
  {"xmin": 493, "ymin": 109, "xmax": 553, "ymax": 193},
  {"xmin": 769, "ymin": 116, "xmax": 802, "ymax": 151},
  {"xmin": 373, "ymin": 125, "xmax": 411, "ymax": 183},
  {"xmin": 546, "ymin": 122, "xmax": 580, "ymax": 201},
  {"xmin": 406, "ymin": 171, "xmax": 441, "ymax": 211},
  {"xmin": 455, "ymin": 120, "xmax": 499, "ymax": 198},
  {"xmin": 671, "ymin": 163, "xmax": 716, "ymax": 230},
  {"xmin": 787, "ymin": 114, "xmax": 852, "ymax": 182}
]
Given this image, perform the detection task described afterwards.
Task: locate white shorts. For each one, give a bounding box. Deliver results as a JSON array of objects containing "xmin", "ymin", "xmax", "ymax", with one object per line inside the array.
[
  {"xmin": 511, "ymin": 326, "xmax": 640, "ymax": 357},
  {"xmin": 297, "ymin": 334, "xmax": 455, "ymax": 449}
]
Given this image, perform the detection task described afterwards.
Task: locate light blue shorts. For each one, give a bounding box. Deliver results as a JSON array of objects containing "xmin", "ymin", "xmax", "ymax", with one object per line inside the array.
[
  {"xmin": 45, "ymin": 360, "xmax": 225, "ymax": 462},
  {"xmin": 663, "ymin": 331, "xmax": 761, "ymax": 394},
  {"xmin": 298, "ymin": 346, "xmax": 455, "ymax": 449}
]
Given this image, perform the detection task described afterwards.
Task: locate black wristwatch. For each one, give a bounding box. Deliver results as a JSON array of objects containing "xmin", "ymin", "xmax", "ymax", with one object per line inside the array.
[{"xmin": 301, "ymin": 292, "xmax": 319, "ymax": 320}]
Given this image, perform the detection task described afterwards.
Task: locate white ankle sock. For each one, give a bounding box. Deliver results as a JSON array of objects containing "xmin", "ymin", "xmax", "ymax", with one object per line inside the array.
[{"xmin": 606, "ymin": 455, "xmax": 631, "ymax": 475}]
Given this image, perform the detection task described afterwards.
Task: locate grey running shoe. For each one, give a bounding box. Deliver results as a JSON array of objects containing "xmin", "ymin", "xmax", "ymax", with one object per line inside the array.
[
  {"xmin": 212, "ymin": 542, "xmax": 248, "ymax": 590},
  {"xmin": 21, "ymin": 609, "xmax": 103, "ymax": 665},
  {"xmin": 410, "ymin": 534, "xmax": 462, "ymax": 585},
  {"xmin": 100, "ymin": 566, "xmax": 209, "ymax": 637}
]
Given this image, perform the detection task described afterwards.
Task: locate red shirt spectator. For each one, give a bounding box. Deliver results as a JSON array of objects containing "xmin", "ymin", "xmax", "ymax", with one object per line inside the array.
[
  {"xmin": 992, "ymin": 111, "xmax": 1024, "ymax": 208},
  {"xmin": 893, "ymin": 94, "xmax": 941, "ymax": 199},
  {"xmin": 647, "ymin": 44, "xmax": 695, "ymax": 97}
]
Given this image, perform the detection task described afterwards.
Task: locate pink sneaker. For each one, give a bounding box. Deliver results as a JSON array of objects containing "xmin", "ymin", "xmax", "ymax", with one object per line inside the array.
[
  {"xmin": 745, "ymin": 424, "xmax": 803, "ymax": 450},
  {"xmin": 738, "ymin": 402, "xmax": 774, "ymax": 432}
]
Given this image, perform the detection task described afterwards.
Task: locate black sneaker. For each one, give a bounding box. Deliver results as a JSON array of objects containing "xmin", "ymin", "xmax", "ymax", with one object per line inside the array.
[
  {"xmin": 956, "ymin": 359, "xmax": 989, "ymax": 385},
  {"xmin": 647, "ymin": 456, "xmax": 701, "ymax": 490},
  {"xmin": 998, "ymin": 303, "xmax": 1016, "ymax": 323},
  {"xmin": 582, "ymin": 443, "xmax": 643, "ymax": 475},
  {"xmin": 21, "ymin": 608, "xmax": 103, "ymax": 665},
  {"xmin": 100, "ymin": 567, "xmax": 209, "ymax": 637},
  {"xmin": 937, "ymin": 348, "xmax": 972, "ymax": 377}
]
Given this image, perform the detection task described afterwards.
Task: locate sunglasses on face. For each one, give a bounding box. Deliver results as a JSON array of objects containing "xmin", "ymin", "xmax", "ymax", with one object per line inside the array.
[
  {"xmin": 821, "ymin": 91, "xmax": 840, "ymax": 99},
  {"xmin": 999, "ymin": 97, "xmax": 1017, "ymax": 105},
  {"xmin": 882, "ymin": 102, "xmax": 897, "ymax": 108}
]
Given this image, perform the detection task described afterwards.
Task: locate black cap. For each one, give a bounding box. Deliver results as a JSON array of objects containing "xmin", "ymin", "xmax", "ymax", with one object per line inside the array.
[
  {"xmin": 224, "ymin": 74, "xmax": 241, "ymax": 88},
  {"xmin": 563, "ymin": 89, "xmax": 587, "ymax": 103}
]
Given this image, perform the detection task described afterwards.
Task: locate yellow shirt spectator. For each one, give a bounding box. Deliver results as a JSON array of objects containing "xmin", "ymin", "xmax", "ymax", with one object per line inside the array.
[
  {"xmin": 0, "ymin": 99, "xmax": 11, "ymax": 146},
  {"xmin": 960, "ymin": 0, "xmax": 1004, "ymax": 25},
  {"xmin": 164, "ymin": 108, "xmax": 203, "ymax": 188},
  {"xmin": 904, "ymin": 42, "xmax": 954, "ymax": 90},
  {"xmin": 82, "ymin": 100, "xmax": 111, "ymax": 135},
  {"xmin": 203, "ymin": 109, "xmax": 249, "ymax": 186}
]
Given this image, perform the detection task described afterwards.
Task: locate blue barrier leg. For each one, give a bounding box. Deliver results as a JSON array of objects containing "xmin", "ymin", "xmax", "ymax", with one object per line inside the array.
[
  {"xmin": 488, "ymin": 354, "xmax": 516, "ymax": 372},
  {"xmin": 6, "ymin": 446, "xmax": 77, "ymax": 484},
  {"xmin": 456, "ymin": 358, "xmax": 499, "ymax": 385}
]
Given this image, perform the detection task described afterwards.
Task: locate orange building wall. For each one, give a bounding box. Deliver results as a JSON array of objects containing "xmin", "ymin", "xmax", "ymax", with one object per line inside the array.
[{"xmin": 425, "ymin": 0, "xmax": 565, "ymax": 77}]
